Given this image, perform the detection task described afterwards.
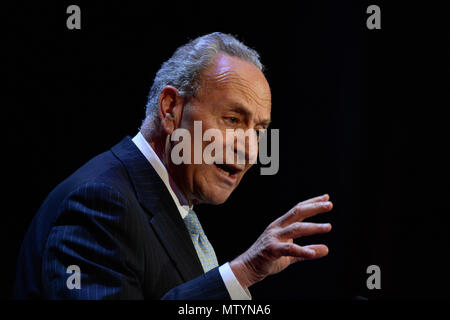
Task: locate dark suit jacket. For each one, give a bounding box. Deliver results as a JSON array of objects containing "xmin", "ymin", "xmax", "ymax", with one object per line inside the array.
[{"xmin": 13, "ymin": 137, "xmax": 231, "ymax": 299}]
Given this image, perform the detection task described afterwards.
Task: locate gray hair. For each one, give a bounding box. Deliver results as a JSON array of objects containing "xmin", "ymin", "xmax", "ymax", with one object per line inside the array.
[{"xmin": 141, "ymin": 32, "xmax": 264, "ymax": 133}]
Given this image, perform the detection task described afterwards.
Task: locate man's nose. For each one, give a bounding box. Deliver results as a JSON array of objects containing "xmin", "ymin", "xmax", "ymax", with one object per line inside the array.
[{"xmin": 234, "ymin": 130, "xmax": 258, "ymax": 164}]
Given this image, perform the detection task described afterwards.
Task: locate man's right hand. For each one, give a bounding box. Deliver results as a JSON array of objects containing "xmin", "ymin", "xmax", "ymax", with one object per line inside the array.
[{"xmin": 229, "ymin": 194, "xmax": 333, "ymax": 289}]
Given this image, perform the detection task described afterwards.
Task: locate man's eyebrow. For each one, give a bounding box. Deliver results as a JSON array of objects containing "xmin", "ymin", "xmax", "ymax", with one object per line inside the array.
[
  {"xmin": 227, "ymin": 102, "xmax": 271, "ymax": 126},
  {"xmin": 258, "ymin": 119, "xmax": 272, "ymax": 127},
  {"xmin": 228, "ymin": 102, "xmax": 252, "ymax": 117}
]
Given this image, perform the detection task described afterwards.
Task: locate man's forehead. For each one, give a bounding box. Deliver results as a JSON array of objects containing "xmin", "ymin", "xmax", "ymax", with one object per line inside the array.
[{"xmin": 200, "ymin": 54, "xmax": 272, "ymax": 108}]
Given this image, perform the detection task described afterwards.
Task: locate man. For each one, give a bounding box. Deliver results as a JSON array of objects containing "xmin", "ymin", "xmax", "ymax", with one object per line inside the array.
[{"xmin": 13, "ymin": 32, "xmax": 333, "ymax": 299}]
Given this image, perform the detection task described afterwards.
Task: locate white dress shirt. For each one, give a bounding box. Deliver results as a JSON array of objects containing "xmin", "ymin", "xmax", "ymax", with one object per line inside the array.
[{"xmin": 132, "ymin": 132, "xmax": 251, "ymax": 300}]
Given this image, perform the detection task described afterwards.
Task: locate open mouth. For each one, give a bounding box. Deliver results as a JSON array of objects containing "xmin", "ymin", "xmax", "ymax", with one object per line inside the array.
[{"xmin": 214, "ymin": 163, "xmax": 242, "ymax": 177}]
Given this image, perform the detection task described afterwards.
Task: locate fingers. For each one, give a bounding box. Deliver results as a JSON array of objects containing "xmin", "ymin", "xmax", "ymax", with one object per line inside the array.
[
  {"xmin": 277, "ymin": 222, "xmax": 332, "ymax": 239},
  {"xmin": 300, "ymin": 194, "xmax": 329, "ymax": 205},
  {"xmin": 291, "ymin": 244, "xmax": 329, "ymax": 262},
  {"xmin": 276, "ymin": 242, "xmax": 317, "ymax": 259},
  {"xmin": 276, "ymin": 242, "xmax": 329, "ymax": 260},
  {"xmin": 276, "ymin": 200, "xmax": 333, "ymax": 227}
]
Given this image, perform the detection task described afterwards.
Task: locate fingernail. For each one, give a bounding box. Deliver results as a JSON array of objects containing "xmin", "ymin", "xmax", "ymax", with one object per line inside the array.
[{"xmin": 306, "ymin": 248, "xmax": 315, "ymax": 255}]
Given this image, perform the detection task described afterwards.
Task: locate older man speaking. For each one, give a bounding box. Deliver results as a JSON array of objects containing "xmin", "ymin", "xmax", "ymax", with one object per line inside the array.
[{"xmin": 13, "ymin": 32, "xmax": 333, "ymax": 299}]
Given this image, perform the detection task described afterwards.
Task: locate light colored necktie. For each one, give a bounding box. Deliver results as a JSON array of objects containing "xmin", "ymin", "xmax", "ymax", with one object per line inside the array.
[{"xmin": 183, "ymin": 210, "xmax": 219, "ymax": 273}]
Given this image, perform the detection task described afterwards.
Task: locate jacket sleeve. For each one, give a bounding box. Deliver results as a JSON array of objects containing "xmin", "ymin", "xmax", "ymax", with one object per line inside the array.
[{"xmin": 162, "ymin": 267, "xmax": 231, "ymax": 300}]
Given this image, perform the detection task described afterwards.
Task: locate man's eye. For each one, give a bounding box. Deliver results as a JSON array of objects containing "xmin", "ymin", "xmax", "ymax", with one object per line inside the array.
[{"xmin": 226, "ymin": 117, "xmax": 239, "ymax": 124}]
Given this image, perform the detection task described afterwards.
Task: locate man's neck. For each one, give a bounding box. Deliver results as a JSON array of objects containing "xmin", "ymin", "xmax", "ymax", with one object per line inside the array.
[{"xmin": 144, "ymin": 131, "xmax": 193, "ymax": 207}]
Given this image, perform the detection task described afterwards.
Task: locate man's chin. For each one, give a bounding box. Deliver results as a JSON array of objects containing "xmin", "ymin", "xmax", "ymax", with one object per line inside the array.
[
  {"xmin": 207, "ymin": 197, "xmax": 228, "ymax": 205},
  {"xmin": 200, "ymin": 188, "xmax": 233, "ymax": 205}
]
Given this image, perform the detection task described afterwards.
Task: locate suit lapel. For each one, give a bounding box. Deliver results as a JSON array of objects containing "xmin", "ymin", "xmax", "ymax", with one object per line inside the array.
[{"xmin": 111, "ymin": 136, "xmax": 204, "ymax": 282}]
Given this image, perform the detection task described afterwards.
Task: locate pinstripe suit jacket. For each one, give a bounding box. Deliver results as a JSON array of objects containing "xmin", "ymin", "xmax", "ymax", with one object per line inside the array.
[{"xmin": 13, "ymin": 136, "xmax": 231, "ymax": 299}]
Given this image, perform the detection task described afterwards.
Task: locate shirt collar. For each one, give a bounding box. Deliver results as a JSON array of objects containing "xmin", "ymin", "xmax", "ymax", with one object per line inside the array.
[{"xmin": 132, "ymin": 132, "xmax": 192, "ymax": 219}]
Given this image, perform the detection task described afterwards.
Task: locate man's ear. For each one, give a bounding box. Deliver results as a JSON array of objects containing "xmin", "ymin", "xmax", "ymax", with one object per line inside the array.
[{"xmin": 159, "ymin": 85, "xmax": 184, "ymax": 134}]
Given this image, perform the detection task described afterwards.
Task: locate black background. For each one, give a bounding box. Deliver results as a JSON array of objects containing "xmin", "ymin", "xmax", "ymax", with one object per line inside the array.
[{"xmin": 4, "ymin": 1, "xmax": 450, "ymax": 300}]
